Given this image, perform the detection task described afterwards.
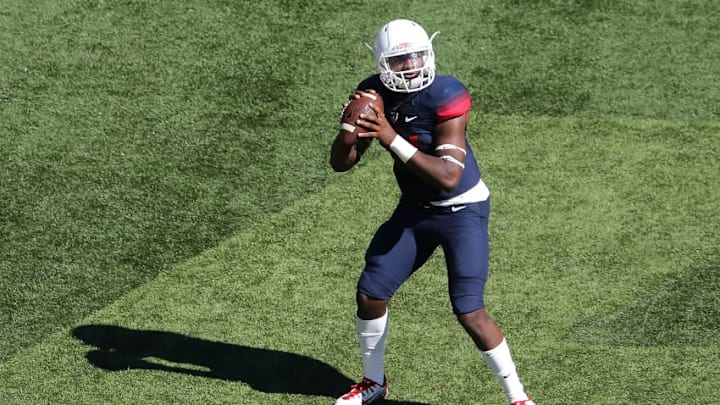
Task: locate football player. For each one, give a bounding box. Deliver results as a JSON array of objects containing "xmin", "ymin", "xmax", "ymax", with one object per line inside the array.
[{"xmin": 329, "ymin": 19, "xmax": 535, "ymax": 405}]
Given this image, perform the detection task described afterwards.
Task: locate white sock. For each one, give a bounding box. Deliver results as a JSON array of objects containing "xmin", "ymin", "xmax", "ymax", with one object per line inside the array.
[
  {"xmin": 481, "ymin": 337, "xmax": 528, "ymax": 403},
  {"xmin": 357, "ymin": 310, "xmax": 388, "ymax": 384}
]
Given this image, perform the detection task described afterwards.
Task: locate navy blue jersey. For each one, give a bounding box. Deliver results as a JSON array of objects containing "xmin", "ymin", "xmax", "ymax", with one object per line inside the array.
[{"xmin": 356, "ymin": 74, "xmax": 482, "ymax": 203}]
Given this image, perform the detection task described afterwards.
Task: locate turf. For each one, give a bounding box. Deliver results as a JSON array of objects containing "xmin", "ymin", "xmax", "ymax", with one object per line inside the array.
[{"xmin": 1, "ymin": 0, "xmax": 718, "ymax": 404}]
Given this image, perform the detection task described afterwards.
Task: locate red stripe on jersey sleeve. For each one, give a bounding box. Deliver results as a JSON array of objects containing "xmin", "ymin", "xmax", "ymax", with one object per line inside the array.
[{"xmin": 437, "ymin": 93, "xmax": 471, "ymax": 122}]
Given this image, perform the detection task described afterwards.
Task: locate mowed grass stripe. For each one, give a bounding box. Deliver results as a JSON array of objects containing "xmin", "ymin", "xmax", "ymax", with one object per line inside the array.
[
  {"xmin": 0, "ymin": 0, "xmax": 375, "ymax": 361},
  {"xmin": 1, "ymin": 114, "xmax": 717, "ymax": 404}
]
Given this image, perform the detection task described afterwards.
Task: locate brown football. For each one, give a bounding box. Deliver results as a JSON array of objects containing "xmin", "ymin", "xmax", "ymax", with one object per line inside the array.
[{"xmin": 339, "ymin": 92, "xmax": 384, "ymax": 144}]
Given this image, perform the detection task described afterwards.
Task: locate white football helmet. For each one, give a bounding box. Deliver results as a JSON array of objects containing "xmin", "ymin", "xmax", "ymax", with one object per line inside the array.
[{"xmin": 373, "ymin": 19, "xmax": 438, "ymax": 93}]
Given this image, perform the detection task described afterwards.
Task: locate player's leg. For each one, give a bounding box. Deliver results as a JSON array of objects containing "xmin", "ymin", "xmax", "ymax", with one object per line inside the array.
[
  {"xmin": 441, "ymin": 200, "xmax": 534, "ymax": 405},
  {"xmin": 457, "ymin": 309, "xmax": 534, "ymax": 404},
  {"xmin": 355, "ymin": 207, "xmax": 435, "ymax": 383},
  {"xmin": 354, "ymin": 291, "xmax": 388, "ymax": 388},
  {"xmin": 336, "ymin": 206, "xmax": 432, "ymax": 404},
  {"xmin": 457, "ymin": 307, "xmax": 503, "ymax": 350},
  {"xmin": 335, "ymin": 299, "xmax": 392, "ymax": 404}
]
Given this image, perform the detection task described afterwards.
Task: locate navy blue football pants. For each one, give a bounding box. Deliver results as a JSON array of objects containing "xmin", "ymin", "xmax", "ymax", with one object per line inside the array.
[{"xmin": 357, "ymin": 198, "xmax": 490, "ymax": 315}]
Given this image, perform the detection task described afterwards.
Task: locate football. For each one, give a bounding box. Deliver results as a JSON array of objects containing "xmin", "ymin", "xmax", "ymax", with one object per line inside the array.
[{"xmin": 339, "ymin": 91, "xmax": 384, "ymax": 144}]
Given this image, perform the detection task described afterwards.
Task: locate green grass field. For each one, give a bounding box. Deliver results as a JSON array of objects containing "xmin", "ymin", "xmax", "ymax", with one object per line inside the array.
[{"xmin": 1, "ymin": 1, "xmax": 718, "ymax": 404}]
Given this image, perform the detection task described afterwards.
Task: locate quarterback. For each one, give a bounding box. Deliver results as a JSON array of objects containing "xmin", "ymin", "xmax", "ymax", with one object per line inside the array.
[{"xmin": 330, "ymin": 19, "xmax": 535, "ymax": 405}]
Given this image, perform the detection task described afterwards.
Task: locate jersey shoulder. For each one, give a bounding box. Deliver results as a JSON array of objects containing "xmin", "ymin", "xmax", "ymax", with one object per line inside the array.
[
  {"xmin": 424, "ymin": 75, "xmax": 472, "ymax": 121},
  {"xmin": 431, "ymin": 75, "xmax": 468, "ymax": 92},
  {"xmin": 357, "ymin": 74, "xmax": 384, "ymax": 92}
]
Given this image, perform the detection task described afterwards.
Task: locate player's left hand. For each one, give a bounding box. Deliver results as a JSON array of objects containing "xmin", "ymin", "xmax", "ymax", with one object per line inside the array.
[{"xmin": 356, "ymin": 92, "xmax": 396, "ymax": 149}]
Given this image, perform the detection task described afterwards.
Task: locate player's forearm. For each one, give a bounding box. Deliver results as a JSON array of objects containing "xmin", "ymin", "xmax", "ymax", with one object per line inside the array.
[
  {"xmin": 406, "ymin": 152, "xmax": 462, "ymax": 191},
  {"xmin": 330, "ymin": 136, "xmax": 359, "ymax": 172},
  {"xmin": 387, "ymin": 135, "xmax": 462, "ymax": 191}
]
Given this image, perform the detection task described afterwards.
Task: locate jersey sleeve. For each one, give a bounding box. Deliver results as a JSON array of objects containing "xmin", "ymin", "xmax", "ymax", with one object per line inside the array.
[{"xmin": 434, "ymin": 77, "xmax": 472, "ymax": 122}]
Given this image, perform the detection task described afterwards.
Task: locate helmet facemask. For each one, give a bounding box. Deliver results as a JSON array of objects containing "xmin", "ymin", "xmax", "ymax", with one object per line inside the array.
[{"xmin": 378, "ymin": 46, "xmax": 435, "ymax": 93}]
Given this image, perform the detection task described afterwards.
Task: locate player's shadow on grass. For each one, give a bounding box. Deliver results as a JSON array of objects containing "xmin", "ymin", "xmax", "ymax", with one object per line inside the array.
[{"xmin": 73, "ymin": 324, "xmax": 429, "ymax": 405}]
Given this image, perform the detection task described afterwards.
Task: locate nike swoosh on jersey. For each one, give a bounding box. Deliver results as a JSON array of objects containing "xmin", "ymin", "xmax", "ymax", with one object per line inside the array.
[
  {"xmin": 450, "ymin": 205, "xmax": 467, "ymax": 212},
  {"xmin": 404, "ymin": 116, "xmax": 418, "ymax": 122}
]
